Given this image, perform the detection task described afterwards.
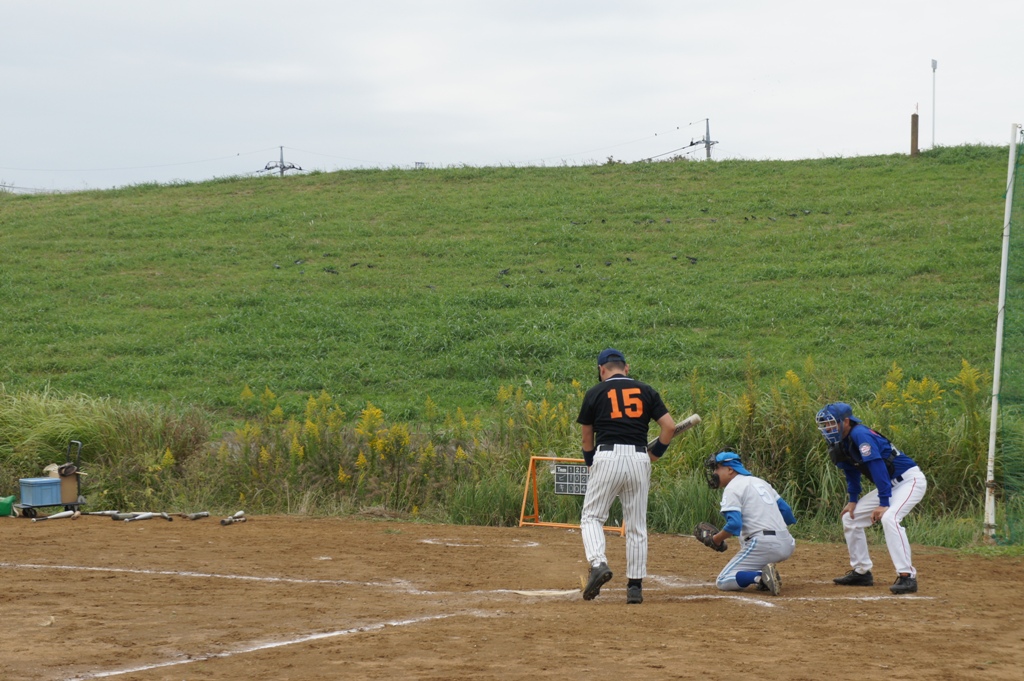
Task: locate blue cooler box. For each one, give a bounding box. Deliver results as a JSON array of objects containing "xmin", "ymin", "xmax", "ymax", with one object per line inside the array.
[{"xmin": 20, "ymin": 477, "xmax": 62, "ymax": 507}]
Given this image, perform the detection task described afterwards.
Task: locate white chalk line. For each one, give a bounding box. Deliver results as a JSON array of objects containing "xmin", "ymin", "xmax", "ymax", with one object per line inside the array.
[
  {"xmin": 664, "ymin": 593, "xmax": 933, "ymax": 608},
  {"xmin": 0, "ymin": 562, "xmax": 417, "ymax": 592},
  {"xmin": 0, "ymin": 562, "xmax": 568, "ymax": 599},
  {"xmin": 647, "ymin": 574, "xmax": 715, "ymax": 589},
  {"xmin": 786, "ymin": 594, "xmax": 935, "ymax": 602},
  {"xmin": 418, "ymin": 538, "xmax": 540, "ymax": 548},
  {"xmin": 664, "ymin": 594, "xmax": 779, "ymax": 608},
  {"xmin": 1, "ymin": 563, "xmax": 937, "ymax": 605},
  {"xmin": 62, "ymin": 612, "xmax": 485, "ymax": 681}
]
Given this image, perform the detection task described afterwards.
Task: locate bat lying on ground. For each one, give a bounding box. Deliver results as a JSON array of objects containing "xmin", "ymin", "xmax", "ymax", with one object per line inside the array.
[
  {"xmin": 177, "ymin": 511, "xmax": 209, "ymax": 520},
  {"xmin": 647, "ymin": 413, "xmax": 702, "ymax": 450},
  {"xmin": 83, "ymin": 510, "xmax": 120, "ymax": 516},
  {"xmin": 220, "ymin": 510, "xmax": 246, "ymax": 526},
  {"xmin": 116, "ymin": 512, "xmax": 174, "ymax": 522},
  {"xmin": 32, "ymin": 510, "xmax": 76, "ymax": 522}
]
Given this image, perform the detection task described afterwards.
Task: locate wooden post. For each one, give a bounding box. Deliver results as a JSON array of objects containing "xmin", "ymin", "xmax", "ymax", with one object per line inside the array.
[{"xmin": 911, "ymin": 113, "xmax": 920, "ymax": 157}]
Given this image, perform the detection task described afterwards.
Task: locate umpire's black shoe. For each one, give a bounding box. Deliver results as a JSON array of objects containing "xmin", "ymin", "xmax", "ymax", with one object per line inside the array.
[
  {"xmin": 890, "ymin": 575, "xmax": 918, "ymax": 594},
  {"xmin": 583, "ymin": 562, "xmax": 613, "ymax": 600},
  {"xmin": 833, "ymin": 569, "xmax": 874, "ymax": 586},
  {"xmin": 626, "ymin": 584, "xmax": 643, "ymax": 604}
]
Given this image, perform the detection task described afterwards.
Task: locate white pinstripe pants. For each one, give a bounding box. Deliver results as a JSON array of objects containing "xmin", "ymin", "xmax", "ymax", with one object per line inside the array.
[
  {"xmin": 842, "ymin": 466, "xmax": 927, "ymax": 576},
  {"xmin": 580, "ymin": 445, "xmax": 651, "ymax": 579}
]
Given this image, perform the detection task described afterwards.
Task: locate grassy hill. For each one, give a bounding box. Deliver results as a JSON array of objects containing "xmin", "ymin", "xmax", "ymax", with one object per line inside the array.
[{"xmin": 0, "ymin": 145, "xmax": 1008, "ymax": 419}]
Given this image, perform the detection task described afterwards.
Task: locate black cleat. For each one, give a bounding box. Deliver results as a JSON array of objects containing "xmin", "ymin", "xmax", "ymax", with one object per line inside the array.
[
  {"xmin": 583, "ymin": 562, "xmax": 613, "ymax": 600},
  {"xmin": 626, "ymin": 584, "xmax": 643, "ymax": 604},
  {"xmin": 833, "ymin": 569, "xmax": 874, "ymax": 586},
  {"xmin": 890, "ymin": 575, "xmax": 918, "ymax": 594}
]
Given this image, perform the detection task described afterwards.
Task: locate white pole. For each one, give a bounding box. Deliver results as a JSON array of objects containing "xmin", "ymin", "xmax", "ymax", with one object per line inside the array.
[
  {"xmin": 986, "ymin": 123, "xmax": 1021, "ymax": 537},
  {"xmin": 931, "ymin": 59, "xmax": 937, "ymax": 148}
]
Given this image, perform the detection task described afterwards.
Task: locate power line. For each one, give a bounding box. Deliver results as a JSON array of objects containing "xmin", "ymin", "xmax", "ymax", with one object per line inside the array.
[
  {"xmin": 0, "ymin": 148, "xmax": 278, "ymax": 173},
  {"xmin": 2, "ymin": 123, "xmax": 719, "ymax": 192},
  {"xmin": 283, "ymin": 146, "xmax": 370, "ymax": 164},
  {"xmin": 519, "ymin": 120, "xmax": 714, "ymax": 165}
]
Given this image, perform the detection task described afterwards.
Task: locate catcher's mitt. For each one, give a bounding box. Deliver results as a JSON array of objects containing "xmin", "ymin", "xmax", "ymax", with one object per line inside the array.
[{"xmin": 694, "ymin": 522, "xmax": 727, "ymax": 552}]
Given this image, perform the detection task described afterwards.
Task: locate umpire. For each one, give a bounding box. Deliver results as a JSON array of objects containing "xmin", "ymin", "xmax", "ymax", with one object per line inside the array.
[
  {"xmin": 816, "ymin": 402, "xmax": 927, "ymax": 594},
  {"xmin": 577, "ymin": 348, "xmax": 677, "ymax": 604}
]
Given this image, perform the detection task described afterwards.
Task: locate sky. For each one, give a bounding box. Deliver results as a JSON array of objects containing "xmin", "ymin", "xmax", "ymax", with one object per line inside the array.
[{"xmin": 2, "ymin": 0, "xmax": 1022, "ymax": 192}]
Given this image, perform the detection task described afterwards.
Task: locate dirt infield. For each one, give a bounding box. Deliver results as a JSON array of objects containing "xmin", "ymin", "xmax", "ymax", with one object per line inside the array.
[{"xmin": 2, "ymin": 515, "xmax": 1022, "ymax": 680}]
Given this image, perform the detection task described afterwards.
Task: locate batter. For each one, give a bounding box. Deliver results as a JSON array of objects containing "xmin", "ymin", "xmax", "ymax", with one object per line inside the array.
[{"xmin": 577, "ymin": 348, "xmax": 677, "ymax": 604}]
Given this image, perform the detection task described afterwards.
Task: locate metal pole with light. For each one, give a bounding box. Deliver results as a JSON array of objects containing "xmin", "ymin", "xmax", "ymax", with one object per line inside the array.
[{"xmin": 931, "ymin": 59, "xmax": 937, "ymax": 147}]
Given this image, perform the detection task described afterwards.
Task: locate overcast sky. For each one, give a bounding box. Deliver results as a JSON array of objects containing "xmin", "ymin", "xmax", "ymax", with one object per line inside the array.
[{"xmin": 2, "ymin": 1, "xmax": 1021, "ymax": 192}]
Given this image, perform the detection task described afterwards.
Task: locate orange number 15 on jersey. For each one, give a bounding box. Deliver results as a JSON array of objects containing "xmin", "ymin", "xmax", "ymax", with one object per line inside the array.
[{"xmin": 607, "ymin": 387, "xmax": 643, "ymax": 419}]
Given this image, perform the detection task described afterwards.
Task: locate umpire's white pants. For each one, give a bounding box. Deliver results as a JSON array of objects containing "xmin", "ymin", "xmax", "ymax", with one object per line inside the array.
[
  {"xmin": 842, "ymin": 466, "xmax": 927, "ymax": 577},
  {"xmin": 580, "ymin": 445, "xmax": 651, "ymax": 580}
]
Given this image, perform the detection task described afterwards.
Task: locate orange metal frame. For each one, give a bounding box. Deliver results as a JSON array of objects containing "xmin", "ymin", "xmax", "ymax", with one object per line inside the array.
[{"xmin": 518, "ymin": 456, "xmax": 625, "ymax": 536}]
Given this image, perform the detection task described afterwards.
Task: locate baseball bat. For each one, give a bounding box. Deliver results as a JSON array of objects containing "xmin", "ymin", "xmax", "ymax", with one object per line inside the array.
[
  {"xmin": 177, "ymin": 511, "xmax": 209, "ymax": 520},
  {"xmin": 220, "ymin": 510, "xmax": 246, "ymax": 525},
  {"xmin": 32, "ymin": 510, "xmax": 76, "ymax": 522},
  {"xmin": 647, "ymin": 413, "xmax": 702, "ymax": 450},
  {"xmin": 83, "ymin": 510, "xmax": 120, "ymax": 516},
  {"xmin": 124, "ymin": 512, "xmax": 155, "ymax": 522}
]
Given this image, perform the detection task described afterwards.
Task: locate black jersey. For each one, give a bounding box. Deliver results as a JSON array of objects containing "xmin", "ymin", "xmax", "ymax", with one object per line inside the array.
[{"xmin": 577, "ymin": 375, "xmax": 669, "ymax": 448}]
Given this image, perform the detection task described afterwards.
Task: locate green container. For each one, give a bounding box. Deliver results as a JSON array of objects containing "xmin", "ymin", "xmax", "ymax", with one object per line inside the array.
[{"xmin": 0, "ymin": 495, "xmax": 14, "ymax": 517}]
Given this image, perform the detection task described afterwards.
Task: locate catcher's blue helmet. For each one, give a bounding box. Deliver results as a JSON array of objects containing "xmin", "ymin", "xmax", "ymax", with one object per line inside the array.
[
  {"xmin": 815, "ymin": 402, "xmax": 861, "ymax": 444},
  {"xmin": 703, "ymin": 451, "xmax": 751, "ymax": 488}
]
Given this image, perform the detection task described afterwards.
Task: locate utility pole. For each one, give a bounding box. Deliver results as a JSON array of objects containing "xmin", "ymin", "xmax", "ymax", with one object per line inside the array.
[
  {"xmin": 264, "ymin": 146, "xmax": 302, "ymax": 177},
  {"xmin": 702, "ymin": 119, "xmax": 718, "ymax": 160}
]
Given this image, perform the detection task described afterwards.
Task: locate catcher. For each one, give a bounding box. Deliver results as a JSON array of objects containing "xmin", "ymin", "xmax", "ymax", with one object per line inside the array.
[{"xmin": 694, "ymin": 451, "xmax": 796, "ymax": 595}]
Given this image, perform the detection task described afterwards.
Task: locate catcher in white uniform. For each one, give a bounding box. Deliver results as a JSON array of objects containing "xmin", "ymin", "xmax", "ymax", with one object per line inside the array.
[
  {"xmin": 577, "ymin": 348, "xmax": 678, "ymax": 605},
  {"xmin": 694, "ymin": 451, "xmax": 796, "ymax": 595}
]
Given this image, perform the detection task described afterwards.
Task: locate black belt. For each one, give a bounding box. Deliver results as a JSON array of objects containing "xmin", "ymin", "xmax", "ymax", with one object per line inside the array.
[
  {"xmin": 743, "ymin": 529, "xmax": 776, "ymax": 541},
  {"xmin": 596, "ymin": 444, "xmax": 647, "ymax": 453},
  {"xmin": 892, "ymin": 475, "xmax": 904, "ymax": 484}
]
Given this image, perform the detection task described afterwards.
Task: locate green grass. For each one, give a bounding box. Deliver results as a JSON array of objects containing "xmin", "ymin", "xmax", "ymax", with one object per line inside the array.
[
  {"xmin": 0, "ymin": 146, "xmax": 1006, "ymax": 419},
  {"xmin": 0, "ymin": 145, "xmax": 1017, "ymax": 547}
]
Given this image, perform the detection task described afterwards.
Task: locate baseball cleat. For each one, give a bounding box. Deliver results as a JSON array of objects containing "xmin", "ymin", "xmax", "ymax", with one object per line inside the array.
[
  {"xmin": 626, "ymin": 584, "xmax": 643, "ymax": 604},
  {"xmin": 833, "ymin": 569, "xmax": 873, "ymax": 586},
  {"xmin": 889, "ymin": 575, "xmax": 918, "ymax": 594},
  {"xmin": 583, "ymin": 562, "xmax": 613, "ymax": 600},
  {"xmin": 760, "ymin": 563, "xmax": 781, "ymax": 596}
]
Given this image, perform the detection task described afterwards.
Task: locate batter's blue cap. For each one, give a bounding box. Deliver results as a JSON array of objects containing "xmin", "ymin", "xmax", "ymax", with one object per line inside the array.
[
  {"xmin": 597, "ymin": 348, "xmax": 626, "ymax": 365},
  {"xmin": 714, "ymin": 451, "xmax": 752, "ymax": 476}
]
